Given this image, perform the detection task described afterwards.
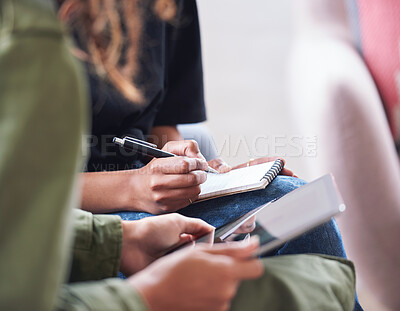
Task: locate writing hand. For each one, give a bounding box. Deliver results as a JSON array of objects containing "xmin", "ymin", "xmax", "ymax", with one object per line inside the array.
[{"xmin": 123, "ymin": 140, "xmax": 209, "ymax": 213}]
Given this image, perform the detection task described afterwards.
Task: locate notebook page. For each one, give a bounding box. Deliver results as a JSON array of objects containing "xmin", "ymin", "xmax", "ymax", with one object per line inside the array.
[{"xmin": 198, "ymin": 162, "xmax": 275, "ymax": 200}]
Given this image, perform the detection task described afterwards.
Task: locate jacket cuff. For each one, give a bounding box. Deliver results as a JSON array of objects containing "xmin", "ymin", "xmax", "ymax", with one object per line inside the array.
[{"xmin": 69, "ymin": 209, "xmax": 123, "ymax": 282}]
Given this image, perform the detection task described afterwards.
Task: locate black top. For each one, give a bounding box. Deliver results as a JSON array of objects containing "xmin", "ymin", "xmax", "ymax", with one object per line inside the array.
[{"xmin": 84, "ymin": 0, "xmax": 206, "ymax": 172}]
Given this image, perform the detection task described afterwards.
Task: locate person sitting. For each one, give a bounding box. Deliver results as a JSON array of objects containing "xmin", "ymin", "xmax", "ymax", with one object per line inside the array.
[
  {"xmin": 60, "ymin": 0, "xmax": 364, "ymax": 308},
  {"xmin": 0, "ymin": 0, "xmax": 361, "ymax": 310}
]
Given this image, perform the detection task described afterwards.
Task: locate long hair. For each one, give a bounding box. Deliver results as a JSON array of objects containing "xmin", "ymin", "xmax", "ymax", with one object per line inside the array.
[{"xmin": 58, "ymin": 0, "xmax": 176, "ymax": 103}]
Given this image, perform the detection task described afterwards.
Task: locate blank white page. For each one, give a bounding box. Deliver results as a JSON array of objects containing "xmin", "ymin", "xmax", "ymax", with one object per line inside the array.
[{"xmin": 198, "ymin": 162, "xmax": 275, "ymax": 201}]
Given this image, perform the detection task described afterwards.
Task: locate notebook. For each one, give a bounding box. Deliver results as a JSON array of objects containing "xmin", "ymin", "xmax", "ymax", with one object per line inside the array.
[
  {"xmin": 193, "ymin": 174, "xmax": 345, "ymax": 256},
  {"xmin": 196, "ymin": 159, "xmax": 284, "ymax": 202}
]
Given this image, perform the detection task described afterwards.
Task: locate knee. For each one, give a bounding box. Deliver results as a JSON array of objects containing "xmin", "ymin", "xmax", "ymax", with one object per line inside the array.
[
  {"xmin": 275, "ymin": 175, "xmax": 307, "ymax": 187},
  {"xmin": 265, "ymin": 176, "xmax": 307, "ymax": 198}
]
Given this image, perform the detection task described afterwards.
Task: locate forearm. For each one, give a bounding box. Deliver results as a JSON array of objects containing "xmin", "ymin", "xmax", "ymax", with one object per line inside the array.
[
  {"xmin": 81, "ymin": 170, "xmax": 154, "ymax": 213},
  {"xmin": 81, "ymin": 171, "xmax": 133, "ymax": 213},
  {"xmin": 81, "ymin": 140, "xmax": 210, "ymax": 215}
]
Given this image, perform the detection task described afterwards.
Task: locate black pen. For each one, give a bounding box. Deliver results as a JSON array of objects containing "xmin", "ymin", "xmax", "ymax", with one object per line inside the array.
[{"xmin": 113, "ymin": 136, "xmax": 220, "ymax": 174}]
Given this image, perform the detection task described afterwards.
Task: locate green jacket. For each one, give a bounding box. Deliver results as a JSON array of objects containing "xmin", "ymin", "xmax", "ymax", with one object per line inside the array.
[
  {"xmin": 0, "ymin": 0, "xmax": 146, "ymax": 310},
  {"xmin": 0, "ymin": 0, "xmax": 356, "ymax": 310}
]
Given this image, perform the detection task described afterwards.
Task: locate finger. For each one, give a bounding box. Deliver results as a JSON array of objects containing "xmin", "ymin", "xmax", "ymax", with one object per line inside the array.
[
  {"xmin": 251, "ymin": 157, "xmax": 285, "ymax": 166},
  {"xmin": 149, "ymin": 171, "xmax": 207, "ymax": 190},
  {"xmin": 231, "ymin": 259, "xmax": 264, "ymax": 280},
  {"xmin": 158, "ymin": 195, "xmax": 204, "ymax": 211},
  {"xmin": 183, "ymin": 140, "xmax": 207, "ymax": 161},
  {"xmin": 232, "ymin": 157, "xmax": 285, "ymax": 169},
  {"xmin": 179, "ymin": 233, "xmax": 194, "ymax": 242},
  {"xmin": 177, "ymin": 233, "xmax": 214, "ymax": 248},
  {"xmin": 203, "ymin": 251, "xmax": 263, "ymax": 281},
  {"xmin": 202, "ymin": 236, "xmax": 260, "ymax": 259},
  {"xmin": 150, "ymin": 157, "xmax": 207, "ymax": 174},
  {"xmin": 152, "ymin": 186, "xmax": 202, "ymax": 204},
  {"xmin": 233, "ymin": 223, "xmax": 256, "ymax": 234},
  {"xmin": 233, "ymin": 216, "xmax": 256, "ymax": 234},
  {"xmin": 280, "ymin": 168, "xmax": 295, "ymax": 177},
  {"xmin": 208, "ymin": 158, "xmax": 232, "ymax": 173},
  {"xmin": 160, "ymin": 235, "xmax": 196, "ymax": 254},
  {"xmin": 163, "ymin": 140, "xmax": 207, "ymax": 161},
  {"xmin": 279, "ymin": 168, "xmax": 299, "ymax": 178},
  {"xmin": 155, "ymin": 200, "xmax": 192, "ymax": 213},
  {"xmin": 170, "ymin": 234, "xmax": 194, "ymax": 248},
  {"xmin": 174, "ymin": 214, "xmax": 215, "ymax": 237},
  {"xmin": 154, "ymin": 194, "xmax": 203, "ymax": 212}
]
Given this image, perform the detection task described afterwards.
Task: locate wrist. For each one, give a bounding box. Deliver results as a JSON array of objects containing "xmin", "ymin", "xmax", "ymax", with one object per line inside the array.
[
  {"xmin": 118, "ymin": 169, "xmax": 145, "ymax": 212},
  {"xmin": 128, "ymin": 271, "xmax": 159, "ymax": 311},
  {"xmin": 120, "ymin": 220, "xmax": 142, "ymax": 275}
]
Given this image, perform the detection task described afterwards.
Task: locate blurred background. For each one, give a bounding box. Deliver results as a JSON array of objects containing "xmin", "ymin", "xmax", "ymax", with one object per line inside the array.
[
  {"xmin": 198, "ymin": 0, "xmax": 304, "ymax": 175},
  {"xmin": 197, "ymin": 1, "xmax": 400, "ymax": 310}
]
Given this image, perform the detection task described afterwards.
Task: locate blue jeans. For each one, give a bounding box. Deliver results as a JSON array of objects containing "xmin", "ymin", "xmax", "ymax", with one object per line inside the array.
[{"xmin": 114, "ymin": 176, "xmax": 363, "ymax": 311}]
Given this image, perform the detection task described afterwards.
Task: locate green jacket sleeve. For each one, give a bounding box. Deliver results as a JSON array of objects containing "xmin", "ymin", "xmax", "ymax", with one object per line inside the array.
[
  {"xmin": 69, "ymin": 209, "xmax": 123, "ymax": 282},
  {"xmin": 60, "ymin": 210, "xmax": 149, "ymax": 310},
  {"xmin": 0, "ymin": 1, "xmax": 148, "ymax": 310},
  {"xmin": 0, "ymin": 0, "xmax": 87, "ymax": 310}
]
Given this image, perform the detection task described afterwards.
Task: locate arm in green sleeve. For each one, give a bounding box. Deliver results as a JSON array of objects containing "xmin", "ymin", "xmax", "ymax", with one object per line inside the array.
[
  {"xmin": 62, "ymin": 210, "xmax": 150, "ymax": 310},
  {"xmin": 0, "ymin": 1, "xmax": 147, "ymax": 310},
  {"xmin": 0, "ymin": 1, "xmax": 87, "ymax": 309},
  {"xmin": 69, "ymin": 209, "xmax": 124, "ymax": 282}
]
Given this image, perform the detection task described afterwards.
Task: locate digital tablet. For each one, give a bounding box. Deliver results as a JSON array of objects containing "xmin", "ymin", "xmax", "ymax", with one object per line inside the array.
[{"xmin": 187, "ymin": 174, "xmax": 345, "ymax": 256}]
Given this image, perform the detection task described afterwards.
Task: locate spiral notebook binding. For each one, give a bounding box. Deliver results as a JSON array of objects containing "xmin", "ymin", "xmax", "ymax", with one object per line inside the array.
[{"xmin": 261, "ymin": 159, "xmax": 284, "ymax": 183}]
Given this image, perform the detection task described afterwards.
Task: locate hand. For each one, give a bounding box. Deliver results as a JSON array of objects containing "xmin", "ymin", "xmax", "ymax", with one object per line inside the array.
[
  {"xmin": 120, "ymin": 214, "xmax": 214, "ymax": 276},
  {"xmin": 233, "ymin": 157, "xmax": 297, "ymax": 177},
  {"xmin": 128, "ymin": 238, "xmax": 263, "ymax": 311},
  {"xmin": 127, "ymin": 140, "xmax": 209, "ymax": 214},
  {"xmin": 162, "ymin": 140, "xmax": 207, "ymax": 160}
]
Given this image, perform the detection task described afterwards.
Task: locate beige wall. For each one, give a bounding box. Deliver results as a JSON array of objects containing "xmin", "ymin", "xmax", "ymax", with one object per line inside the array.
[{"xmin": 198, "ymin": 0, "xmax": 311, "ymax": 179}]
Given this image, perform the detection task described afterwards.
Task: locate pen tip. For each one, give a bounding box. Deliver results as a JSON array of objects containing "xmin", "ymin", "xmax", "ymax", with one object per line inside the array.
[{"xmin": 207, "ymin": 166, "xmax": 220, "ymax": 174}]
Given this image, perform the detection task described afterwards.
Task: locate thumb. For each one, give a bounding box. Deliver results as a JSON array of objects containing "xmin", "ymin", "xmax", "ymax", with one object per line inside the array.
[
  {"xmin": 175, "ymin": 214, "xmax": 215, "ymax": 237},
  {"xmin": 202, "ymin": 236, "xmax": 260, "ymax": 259},
  {"xmin": 163, "ymin": 140, "xmax": 206, "ymax": 160},
  {"xmin": 231, "ymin": 258, "xmax": 264, "ymax": 280}
]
